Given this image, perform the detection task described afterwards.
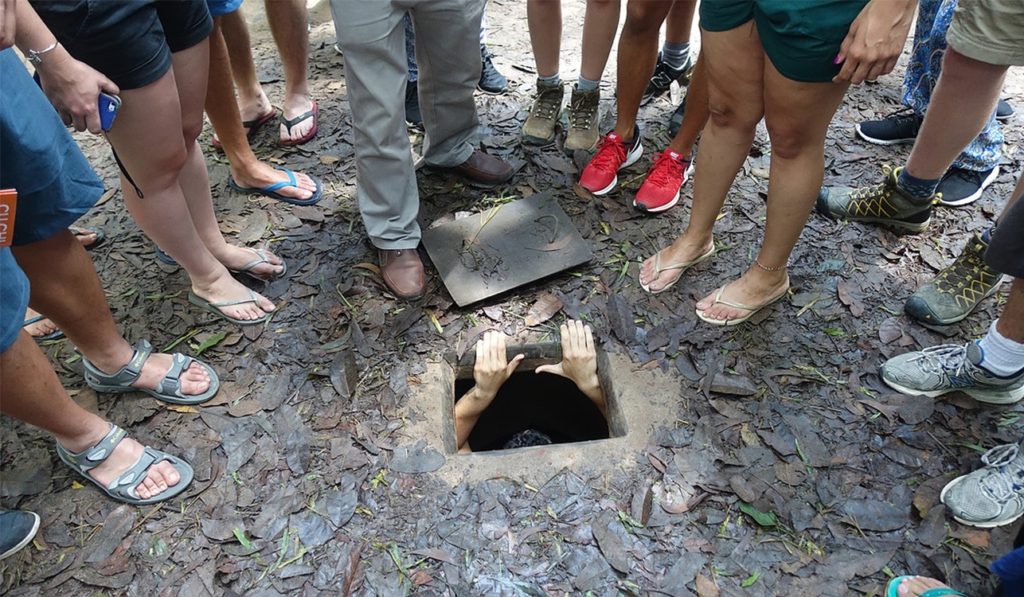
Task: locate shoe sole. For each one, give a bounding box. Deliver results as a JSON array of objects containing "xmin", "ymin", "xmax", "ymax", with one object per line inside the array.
[
  {"xmin": 523, "ymin": 131, "xmax": 558, "ymax": 147},
  {"xmin": 937, "ymin": 166, "xmax": 1000, "ymax": 207},
  {"xmin": 940, "ymin": 476, "xmax": 1024, "ymax": 528},
  {"xmin": 588, "ymin": 142, "xmax": 645, "ymax": 196},
  {"xmin": 845, "ymin": 215, "xmax": 931, "ymax": 233},
  {"xmin": 881, "ymin": 376, "xmax": 1024, "ymax": 405},
  {"xmin": 0, "ymin": 512, "xmax": 39, "ymax": 560},
  {"xmin": 854, "ymin": 123, "xmax": 917, "ymax": 146},
  {"xmin": 476, "ymin": 85, "xmax": 507, "ymax": 96},
  {"xmin": 634, "ymin": 188, "xmax": 680, "ymax": 213}
]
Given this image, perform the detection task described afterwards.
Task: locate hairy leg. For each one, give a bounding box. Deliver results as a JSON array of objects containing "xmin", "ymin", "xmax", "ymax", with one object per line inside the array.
[
  {"xmin": 1, "ymin": 332, "xmax": 181, "ymax": 500},
  {"xmin": 905, "ymin": 48, "xmax": 1007, "ymax": 179},
  {"xmin": 640, "ymin": 22, "xmax": 764, "ymax": 292},
  {"xmin": 611, "ymin": 0, "xmax": 673, "ymax": 138},
  {"xmin": 265, "ymin": 0, "xmax": 314, "ymax": 142},
  {"xmin": 695, "ymin": 58, "xmax": 848, "ymax": 321},
  {"xmin": 218, "ymin": 8, "xmax": 272, "ymax": 121},
  {"xmin": 579, "ymin": 0, "xmax": 619, "ymax": 82},
  {"xmin": 527, "ymin": 0, "xmax": 562, "ymax": 78},
  {"xmin": 207, "ymin": 18, "xmax": 316, "ymax": 201},
  {"xmin": 12, "ymin": 230, "xmax": 211, "ymax": 394}
]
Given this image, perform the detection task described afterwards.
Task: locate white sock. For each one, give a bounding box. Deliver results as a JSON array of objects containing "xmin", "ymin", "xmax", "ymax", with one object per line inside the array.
[{"xmin": 976, "ymin": 322, "xmax": 1024, "ymax": 377}]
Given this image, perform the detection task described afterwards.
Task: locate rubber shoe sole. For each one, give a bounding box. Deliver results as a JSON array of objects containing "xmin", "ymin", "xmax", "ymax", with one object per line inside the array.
[
  {"xmin": 881, "ymin": 374, "xmax": 1024, "ymax": 405},
  {"xmin": 937, "ymin": 166, "xmax": 1000, "ymax": 207},
  {"xmin": 589, "ymin": 142, "xmax": 644, "ymax": 196},
  {"xmin": 855, "ymin": 123, "xmax": 917, "ymax": 146},
  {"xmin": 634, "ymin": 189, "xmax": 680, "ymax": 213},
  {"xmin": 0, "ymin": 512, "xmax": 39, "ymax": 560}
]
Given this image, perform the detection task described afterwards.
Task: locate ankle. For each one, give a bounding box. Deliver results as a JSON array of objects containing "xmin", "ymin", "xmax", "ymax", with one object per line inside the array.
[
  {"xmin": 84, "ymin": 340, "xmax": 136, "ymax": 375},
  {"xmin": 54, "ymin": 416, "xmax": 110, "ymax": 454},
  {"xmin": 613, "ymin": 124, "xmax": 635, "ymax": 142}
]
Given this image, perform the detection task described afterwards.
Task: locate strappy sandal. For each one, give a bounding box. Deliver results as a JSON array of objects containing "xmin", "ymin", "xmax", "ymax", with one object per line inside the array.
[
  {"xmin": 228, "ymin": 247, "xmax": 288, "ymax": 282},
  {"xmin": 639, "ymin": 243, "xmax": 716, "ymax": 294},
  {"xmin": 82, "ymin": 339, "xmax": 219, "ymax": 405},
  {"xmin": 695, "ymin": 278, "xmax": 790, "ymax": 326},
  {"xmin": 212, "ymin": 108, "xmax": 276, "ymax": 149},
  {"xmin": 885, "ymin": 576, "xmax": 966, "ymax": 597},
  {"xmin": 188, "ymin": 290, "xmax": 272, "ymax": 326},
  {"xmin": 56, "ymin": 424, "xmax": 194, "ymax": 505}
]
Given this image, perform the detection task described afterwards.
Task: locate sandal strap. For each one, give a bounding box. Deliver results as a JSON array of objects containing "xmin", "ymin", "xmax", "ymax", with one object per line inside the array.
[
  {"xmin": 83, "ymin": 339, "xmax": 153, "ymax": 386},
  {"xmin": 106, "ymin": 447, "xmax": 161, "ymax": 499},
  {"xmin": 281, "ymin": 107, "xmax": 315, "ymax": 132},
  {"xmin": 237, "ymin": 248, "xmax": 272, "ymax": 273},
  {"xmin": 208, "ymin": 291, "xmax": 259, "ymax": 308},
  {"xmin": 55, "ymin": 424, "xmax": 128, "ymax": 473},
  {"xmin": 711, "ymin": 288, "xmax": 757, "ymax": 312},
  {"xmin": 155, "ymin": 353, "xmax": 194, "ymax": 398},
  {"xmin": 261, "ymin": 169, "xmax": 298, "ymax": 194}
]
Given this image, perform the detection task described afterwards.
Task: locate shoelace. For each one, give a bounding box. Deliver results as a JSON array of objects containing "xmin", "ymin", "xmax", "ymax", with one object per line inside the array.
[
  {"xmin": 569, "ymin": 94, "xmax": 597, "ymax": 129},
  {"xmin": 646, "ymin": 152, "xmax": 685, "ymax": 186},
  {"xmin": 532, "ymin": 91, "xmax": 561, "ymax": 120},
  {"xmin": 934, "ymin": 238, "xmax": 990, "ymax": 294},
  {"xmin": 589, "ymin": 136, "xmax": 627, "ymax": 172},
  {"xmin": 849, "ymin": 165, "xmax": 896, "ymax": 202},
  {"xmin": 978, "ymin": 443, "xmax": 1024, "ymax": 500},
  {"xmin": 908, "ymin": 344, "xmax": 968, "ymax": 376}
]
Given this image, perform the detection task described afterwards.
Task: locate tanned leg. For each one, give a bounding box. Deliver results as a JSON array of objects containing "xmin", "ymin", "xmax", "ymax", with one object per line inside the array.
[
  {"xmin": 527, "ymin": 0, "xmax": 562, "ymax": 78},
  {"xmin": 610, "ymin": 0, "xmax": 674, "ymax": 139},
  {"xmin": 579, "ymin": 0, "xmax": 619, "ymax": 82},
  {"xmin": 265, "ymin": 0, "xmax": 315, "ymax": 143}
]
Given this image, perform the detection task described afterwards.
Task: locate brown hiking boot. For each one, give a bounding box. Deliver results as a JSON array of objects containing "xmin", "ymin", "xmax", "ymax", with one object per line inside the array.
[
  {"xmin": 565, "ymin": 85, "xmax": 600, "ymax": 151},
  {"xmin": 522, "ymin": 79, "xmax": 563, "ymax": 146}
]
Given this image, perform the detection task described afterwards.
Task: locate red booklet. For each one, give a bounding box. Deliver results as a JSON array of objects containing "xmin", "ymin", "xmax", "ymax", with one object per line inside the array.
[{"xmin": 0, "ymin": 189, "xmax": 15, "ymax": 247}]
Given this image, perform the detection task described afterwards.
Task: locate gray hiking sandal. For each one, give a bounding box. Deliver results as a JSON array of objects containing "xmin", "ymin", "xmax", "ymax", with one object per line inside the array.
[
  {"xmin": 940, "ymin": 443, "xmax": 1024, "ymax": 528},
  {"xmin": 56, "ymin": 424, "xmax": 194, "ymax": 505},
  {"xmin": 83, "ymin": 339, "xmax": 219, "ymax": 405}
]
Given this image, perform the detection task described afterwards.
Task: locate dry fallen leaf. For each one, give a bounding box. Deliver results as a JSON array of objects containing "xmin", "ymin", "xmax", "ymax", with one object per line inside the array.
[
  {"xmin": 524, "ymin": 292, "xmax": 563, "ymax": 327},
  {"xmin": 696, "ymin": 573, "xmax": 720, "ymax": 597}
]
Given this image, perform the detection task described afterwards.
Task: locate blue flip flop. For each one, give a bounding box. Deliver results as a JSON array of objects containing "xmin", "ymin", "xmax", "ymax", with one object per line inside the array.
[
  {"xmin": 885, "ymin": 576, "xmax": 967, "ymax": 597},
  {"xmin": 228, "ymin": 169, "xmax": 323, "ymax": 206}
]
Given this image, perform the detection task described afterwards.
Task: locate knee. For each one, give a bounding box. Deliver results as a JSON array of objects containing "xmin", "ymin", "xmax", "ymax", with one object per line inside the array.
[
  {"xmin": 707, "ymin": 99, "xmax": 761, "ymax": 133},
  {"xmin": 623, "ymin": 3, "xmax": 665, "ymax": 34},
  {"xmin": 181, "ymin": 118, "xmax": 205, "ymax": 147},
  {"xmin": 765, "ymin": 120, "xmax": 812, "ymax": 160}
]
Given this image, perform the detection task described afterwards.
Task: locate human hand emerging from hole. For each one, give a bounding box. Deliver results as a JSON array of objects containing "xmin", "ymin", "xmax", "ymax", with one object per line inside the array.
[
  {"xmin": 536, "ymin": 320, "xmax": 606, "ymax": 415},
  {"xmin": 455, "ymin": 331, "xmax": 524, "ymax": 452}
]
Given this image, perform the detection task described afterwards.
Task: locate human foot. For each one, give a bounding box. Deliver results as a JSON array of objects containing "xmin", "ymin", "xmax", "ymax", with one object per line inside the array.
[
  {"xmin": 280, "ymin": 95, "xmax": 317, "ymax": 145},
  {"xmin": 87, "ymin": 341, "xmax": 214, "ymax": 399},
  {"xmin": 191, "ymin": 270, "xmax": 276, "ymax": 322},
  {"xmin": 695, "ymin": 268, "xmax": 790, "ymax": 325},
  {"xmin": 23, "ymin": 308, "xmax": 61, "ymax": 339},
  {"xmin": 214, "ymin": 244, "xmax": 285, "ymax": 281},
  {"xmin": 887, "ymin": 575, "xmax": 964, "ymax": 597},
  {"xmin": 230, "ymin": 161, "xmax": 318, "ymax": 203},
  {"xmin": 212, "ymin": 94, "xmax": 275, "ymax": 148},
  {"xmin": 639, "ymin": 237, "xmax": 715, "ymax": 293},
  {"xmin": 57, "ymin": 423, "xmax": 190, "ymax": 502}
]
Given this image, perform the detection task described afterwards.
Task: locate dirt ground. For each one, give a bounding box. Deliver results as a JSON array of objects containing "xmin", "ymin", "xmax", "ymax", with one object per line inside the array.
[{"xmin": 3, "ymin": 1, "xmax": 1023, "ymax": 595}]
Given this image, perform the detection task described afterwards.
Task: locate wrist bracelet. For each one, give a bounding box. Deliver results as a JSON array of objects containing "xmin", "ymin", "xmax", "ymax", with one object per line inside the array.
[{"xmin": 27, "ymin": 41, "xmax": 59, "ymax": 66}]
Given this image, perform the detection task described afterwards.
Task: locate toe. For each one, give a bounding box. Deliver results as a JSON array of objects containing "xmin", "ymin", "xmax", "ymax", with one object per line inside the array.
[
  {"xmin": 153, "ymin": 461, "xmax": 180, "ymax": 487},
  {"xmin": 254, "ymin": 293, "xmax": 276, "ymax": 313},
  {"xmin": 295, "ymin": 172, "xmax": 318, "ymax": 192}
]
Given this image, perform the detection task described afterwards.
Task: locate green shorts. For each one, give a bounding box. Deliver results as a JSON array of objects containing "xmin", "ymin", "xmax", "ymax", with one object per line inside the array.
[{"xmin": 700, "ymin": 0, "xmax": 868, "ymax": 83}]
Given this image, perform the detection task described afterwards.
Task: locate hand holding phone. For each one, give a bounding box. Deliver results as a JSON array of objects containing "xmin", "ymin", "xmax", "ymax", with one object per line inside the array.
[{"xmin": 98, "ymin": 92, "xmax": 120, "ymax": 132}]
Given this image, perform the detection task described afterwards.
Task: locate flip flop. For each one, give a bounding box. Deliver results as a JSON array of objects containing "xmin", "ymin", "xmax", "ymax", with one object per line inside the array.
[
  {"xmin": 211, "ymin": 109, "xmax": 276, "ymax": 150},
  {"xmin": 228, "ymin": 168, "xmax": 323, "ymax": 206},
  {"xmin": 229, "ymin": 247, "xmax": 288, "ymax": 282},
  {"xmin": 639, "ymin": 243, "xmax": 716, "ymax": 294},
  {"xmin": 154, "ymin": 246, "xmax": 178, "ymax": 267},
  {"xmin": 82, "ymin": 339, "xmax": 220, "ymax": 405},
  {"xmin": 280, "ymin": 100, "xmax": 318, "ymax": 146},
  {"xmin": 188, "ymin": 290, "xmax": 272, "ymax": 326},
  {"xmin": 69, "ymin": 226, "xmax": 106, "ymax": 251},
  {"xmin": 885, "ymin": 576, "xmax": 966, "ymax": 597},
  {"xmin": 55, "ymin": 424, "xmax": 194, "ymax": 505},
  {"xmin": 695, "ymin": 278, "xmax": 790, "ymax": 326},
  {"xmin": 23, "ymin": 314, "xmax": 64, "ymax": 341}
]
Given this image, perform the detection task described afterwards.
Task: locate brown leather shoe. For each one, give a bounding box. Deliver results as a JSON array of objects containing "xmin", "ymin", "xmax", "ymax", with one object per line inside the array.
[
  {"xmin": 444, "ymin": 150, "xmax": 513, "ymax": 187},
  {"xmin": 378, "ymin": 249, "xmax": 425, "ymax": 300}
]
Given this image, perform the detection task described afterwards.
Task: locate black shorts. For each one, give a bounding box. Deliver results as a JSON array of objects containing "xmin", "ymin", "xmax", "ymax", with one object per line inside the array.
[
  {"xmin": 31, "ymin": 0, "xmax": 212, "ymax": 90},
  {"xmin": 987, "ymin": 198, "xmax": 1024, "ymax": 278}
]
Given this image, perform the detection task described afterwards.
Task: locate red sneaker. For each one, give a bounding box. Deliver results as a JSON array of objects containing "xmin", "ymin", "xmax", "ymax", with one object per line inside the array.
[
  {"xmin": 633, "ymin": 149, "xmax": 691, "ymax": 213},
  {"xmin": 578, "ymin": 131, "xmax": 643, "ymax": 195}
]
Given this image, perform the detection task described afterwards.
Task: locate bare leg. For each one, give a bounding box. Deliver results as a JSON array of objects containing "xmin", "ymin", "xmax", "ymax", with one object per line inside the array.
[
  {"xmin": 105, "ymin": 42, "xmax": 275, "ymax": 321},
  {"xmin": 611, "ymin": 0, "xmax": 673, "ymax": 139},
  {"xmin": 999, "ymin": 278, "xmax": 1024, "ymax": 342},
  {"xmin": 664, "ymin": 0, "xmax": 697, "ymax": 45},
  {"xmin": 527, "ymin": 0, "xmax": 561, "ymax": 78},
  {"xmin": 695, "ymin": 59, "xmax": 849, "ymax": 321},
  {"xmin": 997, "ymin": 172, "xmax": 1024, "ymax": 225},
  {"xmin": 579, "ymin": 0, "xmax": 620, "ymax": 82},
  {"xmin": 667, "ymin": 54, "xmax": 708, "ymax": 155},
  {"xmin": 1, "ymin": 332, "xmax": 181, "ymax": 500},
  {"xmin": 639, "ymin": 23, "xmax": 764, "ymax": 292},
  {"xmin": 207, "ymin": 18, "xmax": 317, "ymax": 201},
  {"xmin": 219, "ymin": 8, "xmax": 273, "ymax": 121},
  {"xmin": 265, "ymin": 0, "xmax": 315, "ymax": 143},
  {"xmin": 11, "ymin": 231, "xmax": 211, "ymax": 395},
  {"xmin": 905, "ymin": 48, "xmax": 1008, "ymax": 180}
]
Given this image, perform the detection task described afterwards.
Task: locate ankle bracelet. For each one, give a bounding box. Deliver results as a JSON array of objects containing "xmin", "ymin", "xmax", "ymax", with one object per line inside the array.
[{"xmin": 754, "ymin": 259, "xmax": 787, "ymax": 272}]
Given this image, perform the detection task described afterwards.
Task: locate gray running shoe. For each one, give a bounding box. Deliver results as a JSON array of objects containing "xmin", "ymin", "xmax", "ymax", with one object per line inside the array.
[
  {"xmin": 816, "ymin": 165, "xmax": 934, "ymax": 233},
  {"xmin": 565, "ymin": 85, "xmax": 600, "ymax": 151},
  {"xmin": 941, "ymin": 443, "xmax": 1024, "ymax": 528},
  {"xmin": 905, "ymin": 233, "xmax": 1003, "ymax": 325},
  {"xmin": 881, "ymin": 342, "xmax": 1024, "ymax": 405},
  {"xmin": 522, "ymin": 80, "xmax": 564, "ymax": 146}
]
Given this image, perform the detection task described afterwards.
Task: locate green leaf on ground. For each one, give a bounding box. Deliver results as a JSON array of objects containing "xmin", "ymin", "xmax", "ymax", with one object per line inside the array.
[
  {"xmin": 741, "ymin": 571, "xmax": 761, "ymax": 588},
  {"xmin": 739, "ymin": 502, "xmax": 778, "ymax": 528}
]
